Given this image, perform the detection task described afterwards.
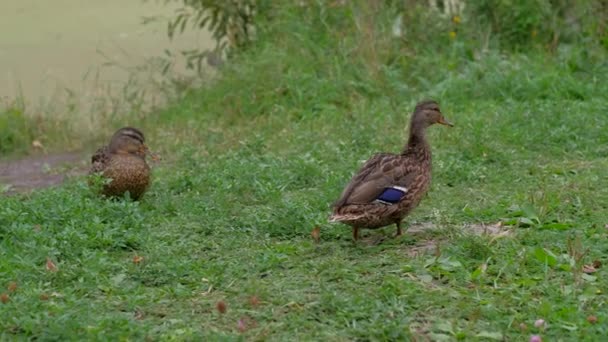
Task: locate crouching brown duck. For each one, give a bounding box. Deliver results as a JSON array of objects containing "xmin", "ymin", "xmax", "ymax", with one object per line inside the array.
[
  {"xmin": 329, "ymin": 100, "xmax": 453, "ymax": 241},
  {"xmin": 89, "ymin": 127, "xmax": 155, "ymax": 200}
]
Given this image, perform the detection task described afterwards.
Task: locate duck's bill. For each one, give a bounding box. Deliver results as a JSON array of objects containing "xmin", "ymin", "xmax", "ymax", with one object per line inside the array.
[{"xmin": 438, "ymin": 117, "xmax": 454, "ymax": 127}]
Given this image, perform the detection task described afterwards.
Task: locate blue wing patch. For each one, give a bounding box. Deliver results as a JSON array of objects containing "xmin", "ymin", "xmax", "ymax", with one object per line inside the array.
[{"xmin": 375, "ymin": 186, "xmax": 407, "ymax": 205}]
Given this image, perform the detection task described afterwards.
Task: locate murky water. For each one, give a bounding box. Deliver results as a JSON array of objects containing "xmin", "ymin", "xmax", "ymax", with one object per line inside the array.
[{"xmin": 0, "ymin": 0, "xmax": 213, "ymax": 105}]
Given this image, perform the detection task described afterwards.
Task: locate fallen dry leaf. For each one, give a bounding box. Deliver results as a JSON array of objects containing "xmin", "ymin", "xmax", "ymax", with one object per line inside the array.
[
  {"xmin": 32, "ymin": 140, "xmax": 44, "ymax": 149},
  {"xmin": 534, "ymin": 319, "xmax": 546, "ymax": 329},
  {"xmin": 249, "ymin": 295, "xmax": 260, "ymax": 307},
  {"xmin": 133, "ymin": 255, "xmax": 144, "ymax": 264},
  {"xmin": 216, "ymin": 300, "xmax": 227, "ymax": 314},
  {"xmin": 311, "ymin": 226, "xmax": 320, "ymax": 243},
  {"xmin": 328, "ymin": 0, "xmax": 347, "ymax": 7},
  {"xmin": 45, "ymin": 258, "xmax": 58, "ymax": 272},
  {"xmin": 237, "ymin": 318, "xmax": 247, "ymax": 333},
  {"xmin": 7, "ymin": 282, "xmax": 17, "ymax": 292},
  {"xmin": 0, "ymin": 293, "xmax": 8, "ymax": 304},
  {"xmin": 237, "ymin": 316, "xmax": 257, "ymax": 333},
  {"xmin": 582, "ymin": 264, "xmax": 597, "ymax": 274},
  {"xmin": 134, "ymin": 310, "xmax": 145, "ymax": 320}
]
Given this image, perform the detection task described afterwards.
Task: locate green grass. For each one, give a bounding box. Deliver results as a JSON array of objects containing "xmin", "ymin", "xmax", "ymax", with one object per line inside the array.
[{"xmin": 2, "ymin": 3, "xmax": 608, "ymax": 341}]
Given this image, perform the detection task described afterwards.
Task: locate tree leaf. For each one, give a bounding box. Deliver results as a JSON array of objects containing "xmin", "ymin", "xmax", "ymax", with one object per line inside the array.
[
  {"xmin": 533, "ymin": 248, "xmax": 557, "ymax": 267},
  {"xmin": 582, "ymin": 274, "xmax": 597, "ymax": 282},
  {"xmin": 540, "ymin": 222, "xmax": 571, "ymax": 230},
  {"xmin": 429, "ymin": 333, "xmax": 452, "ymax": 341},
  {"xmin": 46, "ymin": 258, "xmax": 58, "ymax": 272}
]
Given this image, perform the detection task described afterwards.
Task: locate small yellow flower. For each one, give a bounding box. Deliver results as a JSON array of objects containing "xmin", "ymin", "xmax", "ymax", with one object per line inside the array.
[
  {"xmin": 449, "ymin": 31, "xmax": 457, "ymax": 39},
  {"xmin": 452, "ymin": 15, "xmax": 461, "ymax": 24}
]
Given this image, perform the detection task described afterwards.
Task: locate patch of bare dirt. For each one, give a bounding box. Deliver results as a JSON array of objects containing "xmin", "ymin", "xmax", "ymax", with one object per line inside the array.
[
  {"xmin": 464, "ymin": 222, "xmax": 512, "ymax": 238},
  {"xmin": 406, "ymin": 240, "xmax": 441, "ymax": 258},
  {"xmin": 0, "ymin": 152, "xmax": 88, "ymax": 195},
  {"xmin": 403, "ymin": 221, "xmax": 512, "ymax": 257}
]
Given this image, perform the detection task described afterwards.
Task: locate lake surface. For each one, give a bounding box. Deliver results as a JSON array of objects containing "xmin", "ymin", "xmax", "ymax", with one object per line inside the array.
[{"xmin": 0, "ymin": 0, "xmax": 213, "ymax": 106}]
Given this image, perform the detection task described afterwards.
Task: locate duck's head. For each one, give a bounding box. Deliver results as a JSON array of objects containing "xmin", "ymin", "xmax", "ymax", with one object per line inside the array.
[
  {"xmin": 108, "ymin": 127, "xmax": 154, "ymax": 159},
  {"xmin": 411, "ymin": 100, "xmax": 453, "ymax": 128}
]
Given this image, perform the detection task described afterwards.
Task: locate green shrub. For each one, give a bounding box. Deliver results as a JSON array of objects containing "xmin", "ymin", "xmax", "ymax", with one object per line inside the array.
[
  {"xmin": 0, "ymin": 104, "xmax": 33, "ymax": 155},
  {"xmin": 165, "ymin": 0, "xmax": 607, "ymax": 65},
  {"xmin": 164, "ymin": 0, "xmax": 274, "ymax": 72},
  {"xmin": 465, "ymin": 0, "xmax": 608, "ymax": 50}
]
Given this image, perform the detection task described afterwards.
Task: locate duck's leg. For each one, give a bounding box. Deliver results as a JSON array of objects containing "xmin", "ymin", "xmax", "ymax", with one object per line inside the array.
[
  {"xmin": 352, "ymin": 227, "xmax": 360, "ymax": 241},
  {"xmin": 395, "ymin": 221, "xmax": 403, "ymax": 237}
]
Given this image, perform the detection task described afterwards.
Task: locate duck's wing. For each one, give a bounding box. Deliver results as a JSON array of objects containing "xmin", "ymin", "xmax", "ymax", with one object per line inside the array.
[
  {"xmin": 90, "ymin": 146, "xmax": 109, "ymax": 174},
  {"xmin": 333, "ymin": 153, "xmax": 418, "ymax": 208}
]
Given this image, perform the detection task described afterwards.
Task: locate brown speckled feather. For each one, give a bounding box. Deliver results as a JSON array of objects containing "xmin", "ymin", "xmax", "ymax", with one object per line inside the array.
[
  {"xmin": 329, "ymin": 100, "xmax": 452, "ymax": 238},
  {"xmin": 333, "ymin": 153, "xmax": 422, "ymax": 207},
  {"xmin": 330, "ymin": 152, "xmax": 431, "ymax": 229},
  {"xmin": 88, "ymin": 127, "xmax": 152, "ymax": 200},
  {"xmin": 90, "ymin": 145, "xmax": 110, "ymax": 174},
  {"xmin": 101, "ymin": 155, "xmax": 150, "ymax": 200}
]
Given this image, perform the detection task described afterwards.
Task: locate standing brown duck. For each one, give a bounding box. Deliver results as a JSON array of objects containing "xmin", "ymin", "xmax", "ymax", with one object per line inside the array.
[
  {"xmin": 90, "ymin": 127, "xmax": 154, "ymax": 200},
  {"xmin": 329, "ymin": 100, "xmax": 453, "ymax": 241}
]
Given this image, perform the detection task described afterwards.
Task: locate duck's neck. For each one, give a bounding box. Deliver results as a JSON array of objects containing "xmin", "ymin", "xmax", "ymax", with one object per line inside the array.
[{"xmin": 402, "ymin": 122, "xmax": 431, "ymax": 162}]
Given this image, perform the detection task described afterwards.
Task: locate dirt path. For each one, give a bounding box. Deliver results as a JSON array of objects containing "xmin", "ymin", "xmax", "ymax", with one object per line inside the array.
[{"xmin": 0, "ymin": 152, "xmax": 87, "ymax": 195}]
